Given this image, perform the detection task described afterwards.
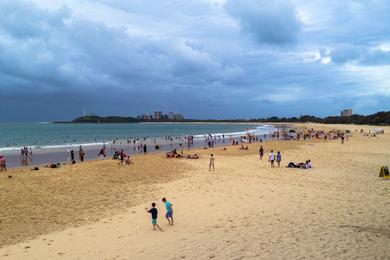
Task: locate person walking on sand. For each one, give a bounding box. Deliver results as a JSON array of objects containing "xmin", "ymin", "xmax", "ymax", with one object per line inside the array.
[
  {"xmin": 162, "ymin": 198, "xmax": 173, "ymax": 226},
  {"xmin": 259, "ymin": 146, "xmax": 264, "ymax": 160},
  {"xmin": 276, "ymin": 151, "xmax": 282, "ymax": 168},
  {"xmin": 268, "ymin": 150, "xmax": 275, "ymax": 168},
  {"xmin": 209, "ymin": 154, "xmax": 215, "ymax": 172},
  {"xmin": 145, "ymin": 203, "xmax": 163, "ymax": 231}
]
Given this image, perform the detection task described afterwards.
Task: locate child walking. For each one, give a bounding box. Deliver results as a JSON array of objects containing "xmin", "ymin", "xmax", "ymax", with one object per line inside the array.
[{"xmin": 145, "ymin": 203, "xmax": 163, "ymax": 231}]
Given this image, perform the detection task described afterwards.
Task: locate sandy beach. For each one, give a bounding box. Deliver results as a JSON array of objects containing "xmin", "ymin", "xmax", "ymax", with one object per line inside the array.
[{"xmin": 0, "ymin": 123, "xmax": 389, "ymax": 259}]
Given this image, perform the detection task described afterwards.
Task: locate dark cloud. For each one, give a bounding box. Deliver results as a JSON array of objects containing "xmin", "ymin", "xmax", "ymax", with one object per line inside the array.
[
  {"xmin": 329, "ymin": 45, "xmax": 390, "ymax": 66},
  {"xmin": 225, "ymin": 0, "xmax": 301, "ymax": 45},
  {"xmin": 0, "ymin": 0, "xmax": 389, "ymax": 121}
]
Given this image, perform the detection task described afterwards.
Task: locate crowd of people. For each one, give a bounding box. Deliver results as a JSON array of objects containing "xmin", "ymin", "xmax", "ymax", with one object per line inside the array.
[{"xmin": 20, "ymin": 146, "xmax": 33, "ymax": 165}]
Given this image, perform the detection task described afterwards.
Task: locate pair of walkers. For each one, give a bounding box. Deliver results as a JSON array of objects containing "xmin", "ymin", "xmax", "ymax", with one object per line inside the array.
[
  {"xmin": 145, "ymin": 198, "xmax": 173, "ymax": 231},
  {"xmin": 268, "ymin": 150, "xmax": 282, "ymax": 168}
]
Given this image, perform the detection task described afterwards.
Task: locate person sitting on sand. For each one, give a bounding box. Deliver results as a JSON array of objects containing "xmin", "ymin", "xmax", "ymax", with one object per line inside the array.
[
  {"xmin": 166, "ymin": 149, "xmax": 178, "ymax": 158},
  {"xmin": 0, "ymin": 156, "xmax": 6, "ymax": 172},
  {"xmin": 124, "ymin": 156, "xmax": 134, "ymax": 165},
  {"xmin": 145, "ymin": 203, "xmax": 163, "ymax": 231},
  {"xmin": 112, "ymin": 151, "xmax": 120, "ymax": 160},
  {"xmin": 162, "ymin": 198, "xmax": 173, "ymax": 226},
  {"xmin": 209, "ymin": 154, "xmax": 215, "ymax": 172}
]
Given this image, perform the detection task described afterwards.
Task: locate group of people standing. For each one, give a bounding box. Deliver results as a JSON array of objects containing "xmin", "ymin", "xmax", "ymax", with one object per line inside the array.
[
  {"xmin": 259, "ymin": 146, "xmax": 282, "ymax": 167},
  {"xmin": 20, "ymin": 146, "xmax": 33, "ymax": 165},
  {"xmin": 67, "ymin": 146, "xmax": 85, "ymax": 164}
]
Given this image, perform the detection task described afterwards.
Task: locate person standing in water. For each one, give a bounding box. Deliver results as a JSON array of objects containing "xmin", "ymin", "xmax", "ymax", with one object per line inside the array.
[
  {"xmin": 209, "ymin": 154, "xmax": 215, "ymax": 172},
  {"xmin": 143, "ymin": 144, "xmax": 147, "ymax": 155},
  {"xmin": 70, "ymin": 150, "xmax": 75, "ymax": 164}
]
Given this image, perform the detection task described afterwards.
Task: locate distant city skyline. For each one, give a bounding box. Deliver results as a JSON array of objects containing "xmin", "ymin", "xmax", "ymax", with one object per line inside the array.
[{"xmin": 1, "ymin": 0, "xmax": 390, "ymax": 122}]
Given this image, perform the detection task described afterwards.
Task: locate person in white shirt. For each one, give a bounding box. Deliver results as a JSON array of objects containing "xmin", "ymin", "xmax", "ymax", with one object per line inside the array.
[{"xmin": 268, "ymin": 150, "xmax": 275, "ymax": 167}]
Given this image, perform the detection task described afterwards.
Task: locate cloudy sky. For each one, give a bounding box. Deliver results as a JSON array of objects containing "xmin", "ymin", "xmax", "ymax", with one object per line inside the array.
[{"xmin": 1, "ymin": 0, "xmax": 390, "ymax": 121}]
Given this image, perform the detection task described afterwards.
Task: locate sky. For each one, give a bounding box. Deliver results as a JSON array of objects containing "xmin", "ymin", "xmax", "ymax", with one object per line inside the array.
[{"xmin": 0, "ymin": 0, "xmax": 390, "ymax": 121}]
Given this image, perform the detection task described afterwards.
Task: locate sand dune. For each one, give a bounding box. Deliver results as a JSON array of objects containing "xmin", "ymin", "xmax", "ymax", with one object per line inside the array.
[{"xmin": 0, "ymin": 124, "xmax": 389, "ymax": 259}]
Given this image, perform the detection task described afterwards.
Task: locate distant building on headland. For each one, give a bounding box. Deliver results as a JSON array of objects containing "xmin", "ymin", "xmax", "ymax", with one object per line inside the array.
[
  {"xmin": 137, "ymin": 111, "xmax": 184, "ymax": 121},
  {"xmin": 168, "ymin": 112, "xmax": 175, "ymax": 120},
  {"xmin": 141, "ymin": 113, "xmax": 152, "ymax": 120},
  {"xmin": 340, "ymin": 109, "xmax": 352, "ymax": 117},
  {"xmin": 154, "ymin": 110, "xmax": 163, "ymax": 120},
  {"xmin": 174, "ymin": 114, "xmax": 184, "ymax": 120}
]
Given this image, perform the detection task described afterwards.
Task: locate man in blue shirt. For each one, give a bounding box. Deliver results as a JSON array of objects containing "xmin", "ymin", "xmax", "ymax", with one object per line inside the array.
[{"xmin": 162, "ymin": 197, "xmax": 173, "ymax": 226}]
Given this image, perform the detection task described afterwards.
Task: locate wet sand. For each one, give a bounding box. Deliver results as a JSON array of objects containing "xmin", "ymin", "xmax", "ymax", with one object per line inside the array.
[{"xmin": 0, "ymin": 123, "xmax": 389, "ymax": 259}]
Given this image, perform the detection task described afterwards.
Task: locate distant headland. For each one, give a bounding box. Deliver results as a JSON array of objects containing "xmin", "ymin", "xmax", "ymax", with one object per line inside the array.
[{"xmin": 54, "ymin": 111, "xmax": 390, "ymax": 125}]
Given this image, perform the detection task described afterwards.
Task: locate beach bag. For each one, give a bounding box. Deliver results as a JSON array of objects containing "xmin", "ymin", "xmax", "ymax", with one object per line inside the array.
[{"xmin": 379, "ymin": 166, "xmax": 389, "ymax": 178}]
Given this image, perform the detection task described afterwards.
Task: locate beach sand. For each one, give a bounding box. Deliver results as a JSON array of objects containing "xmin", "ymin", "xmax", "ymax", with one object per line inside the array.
[{"xmin": 0, "ymin": 123, "xmax": 389, "ymax": 259}]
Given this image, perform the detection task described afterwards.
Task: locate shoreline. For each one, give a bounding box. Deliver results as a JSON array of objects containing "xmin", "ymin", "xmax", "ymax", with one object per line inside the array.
[{"xmin": 1, "ymin": 124, "xmax": 291, "ymax": 168}]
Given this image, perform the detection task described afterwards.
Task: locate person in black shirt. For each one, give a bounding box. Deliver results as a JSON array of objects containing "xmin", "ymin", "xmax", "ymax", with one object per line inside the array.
[
  {"xmin": 143, "ymin": 144, "xmax": 147, "ymax": 155},
  {"xmin": 259, "ymin": 146, "xmax": 264, "ymax": 160},
  {"xmin": 145, "ymin": 203, "xmax": 162, "ymax": 231}
]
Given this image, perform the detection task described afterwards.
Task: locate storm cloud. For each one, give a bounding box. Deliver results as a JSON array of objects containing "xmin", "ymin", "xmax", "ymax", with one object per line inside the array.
[{"xmin": 0, "ymin": 0, "xmax": 389, "ymax": 121}]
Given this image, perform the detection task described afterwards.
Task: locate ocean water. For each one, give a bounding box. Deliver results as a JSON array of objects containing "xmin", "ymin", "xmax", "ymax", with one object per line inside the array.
[{"xmin": 0, "ymin": 122, "xmax": 276, "ymax": 154}]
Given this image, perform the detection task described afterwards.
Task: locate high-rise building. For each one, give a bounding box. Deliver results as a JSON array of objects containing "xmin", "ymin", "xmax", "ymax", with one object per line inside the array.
[
  {"xmin": 168, "ymin": 112, "xmax": 175, "ymax": 120},
  {"xmin": 154, "ymin": 110, "xmax": 163, "ymax": 120},
  {"xmin": 340, "ymin": 109, "xmax": 352, "ymax": 117},
  {"xmin": 142, "ymin": 113, "xmax": 152, "ymax": 120},
  {"xmin": 174, "ymin": 114, "xmax": 184, "ymax": 120}
]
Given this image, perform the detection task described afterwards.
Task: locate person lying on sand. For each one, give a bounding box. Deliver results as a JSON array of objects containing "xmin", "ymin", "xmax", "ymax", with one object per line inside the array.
[
  {"xmin": 145, "ymin": 203, "xmax": 163, "ymax": 231},
  {"xmin": 286, "ymin": 160, "xmax": 313, "ymax": 169},
  {"xmin": 186, "ymin": 154, "xmax": 199, "ymax": 159},
  {"xmin": 45, "ymin": 163, "xmax": 61, "ymax": 169},
  {"xmin": 239, "ymin": 145, "xmax": 249, "ymax": 150},
  {"xmin": 166, "ymin": 149, "xmax": 182, "ymax": 158},
  {"xmin": 166, "ymin": 149, "xmax": 177, "ymax": 157}
]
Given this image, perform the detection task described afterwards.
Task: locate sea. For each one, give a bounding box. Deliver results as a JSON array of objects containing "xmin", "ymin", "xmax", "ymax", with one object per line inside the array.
[{"xmin": 0, "ymin": 122, "xmax": 279, "ymax": 167}]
